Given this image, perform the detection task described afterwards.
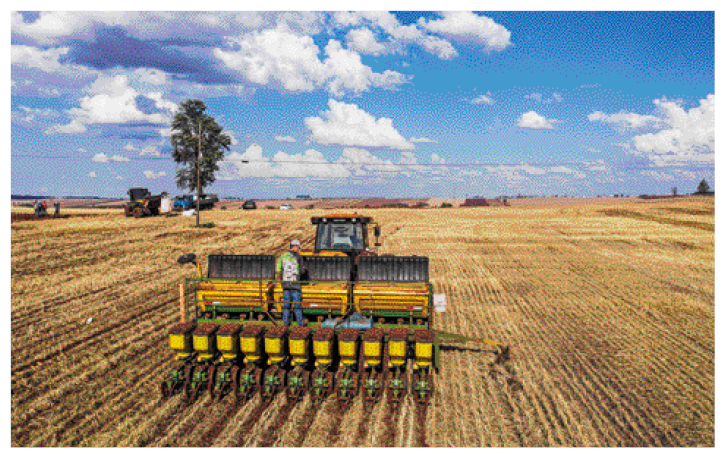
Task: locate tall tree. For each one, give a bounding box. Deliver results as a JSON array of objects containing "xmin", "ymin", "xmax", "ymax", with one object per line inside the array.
[
  {"xmin": 170, "ymin": 100, "xmax": 231, "ymax": 225},
  {"xmin": 697, "ymin": 179, "xmax": 711, "ymax": 194}
]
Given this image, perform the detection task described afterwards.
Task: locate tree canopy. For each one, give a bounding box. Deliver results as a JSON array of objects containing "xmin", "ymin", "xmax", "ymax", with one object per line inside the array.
[
  {"xmin": 697, "ymin": 179, "xmax": 711, "ymax": 194},
  {"xmin": 170, "ymin": 100, "xmax": 232, "ymax": 194}
]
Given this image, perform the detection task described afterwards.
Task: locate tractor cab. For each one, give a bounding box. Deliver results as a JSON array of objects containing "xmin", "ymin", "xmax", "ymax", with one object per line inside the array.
[
  {"xmin": 128, "ymin": 187, "xmax": 151, "ymax": 202},
  {"xmin": 310, "ymin": 214, "xmax": 380, "ymax": 258}
]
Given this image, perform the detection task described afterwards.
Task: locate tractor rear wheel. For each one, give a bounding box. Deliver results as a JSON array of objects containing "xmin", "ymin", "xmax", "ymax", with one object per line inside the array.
[{"xmin": 133, "ymin": 207, "xmax": 144, "ymax": 218}]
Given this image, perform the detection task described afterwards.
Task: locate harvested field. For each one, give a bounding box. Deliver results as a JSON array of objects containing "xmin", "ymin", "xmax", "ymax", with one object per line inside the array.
[{"xmin": 11, "ymin": 198, "xmax": 715, "ymax": 446}]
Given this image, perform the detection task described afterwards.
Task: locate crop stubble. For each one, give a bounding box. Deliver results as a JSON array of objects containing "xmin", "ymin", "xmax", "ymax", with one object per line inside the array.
[{"xmin": 11, "ymin": 198, "xmax": 714, "ymax": 446}]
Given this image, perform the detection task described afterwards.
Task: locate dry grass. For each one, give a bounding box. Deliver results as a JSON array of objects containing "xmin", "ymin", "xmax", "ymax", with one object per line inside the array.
[{"xmin": 11, "ymin": 198, "xmax": 714, "ymax": 446}]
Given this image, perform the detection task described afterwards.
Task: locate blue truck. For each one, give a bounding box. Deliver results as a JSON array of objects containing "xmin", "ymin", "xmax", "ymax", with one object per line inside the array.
[{"xmin": 173, "ymin": 193, "xmax": 218, "ymax": 212}]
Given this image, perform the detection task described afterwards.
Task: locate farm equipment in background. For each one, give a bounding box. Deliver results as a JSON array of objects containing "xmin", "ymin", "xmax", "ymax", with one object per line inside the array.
[
  {"xmin": 161, "ymin": 214, "xmax": 509, "ymax": 406},
  {"xmin": 124, "ymin": 187, "xmax": 163, "ymax": 218},
  {"xmin": 173, "ymin": 193, "xmax": 219, "ymax": 212}
]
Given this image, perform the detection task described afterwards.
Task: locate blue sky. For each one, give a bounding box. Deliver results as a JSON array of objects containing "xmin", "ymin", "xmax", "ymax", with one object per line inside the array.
[{"xmin": 10, "ymin": 10, "xmax": 715, "ymax": 198}]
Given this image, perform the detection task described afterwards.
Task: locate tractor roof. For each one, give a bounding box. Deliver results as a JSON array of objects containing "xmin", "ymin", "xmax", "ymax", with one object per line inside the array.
[{"xmin": 311, "ymin": 214, "xmax": 372, "ymax": 224}]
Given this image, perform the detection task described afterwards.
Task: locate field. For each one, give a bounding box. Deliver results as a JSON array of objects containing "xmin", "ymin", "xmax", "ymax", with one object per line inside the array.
[{"xmin": 11, "ymin": 197, "xmax": 715, "ymax": 446}]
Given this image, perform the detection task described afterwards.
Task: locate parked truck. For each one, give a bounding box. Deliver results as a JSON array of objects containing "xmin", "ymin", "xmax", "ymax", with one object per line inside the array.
[{"xmin": 173, "ymin": 193, "xmax": 219, "ymax": 212}]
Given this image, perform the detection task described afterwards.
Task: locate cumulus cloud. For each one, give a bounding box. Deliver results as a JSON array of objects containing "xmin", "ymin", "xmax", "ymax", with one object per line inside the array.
[
  {"xmin": 346, "ymin": 27, "xmax": 387, "ymax": 56},
  {"xmin": 275, "ymin": 135, "xmax": 296, "ymax": 143},
  {"xmin": 517, "ymin": 111, "xmax": 556, "ymax": 130},
  {"xmin": 143, "ymin": 170, "xmax": 167, "ymax": 179},
  {"xmin": 305, "ymin": 99, "xmax": 414, "ymax": 149},
  {"xmin": 214, "ymin": 27, "xmax": 408, "ymax": 96},
  {"xmin": 11, "ymin": 45, "xmax": 94, "ymax": 77},
  {"xmin": 420, "ymin": 11, "xmax": 512, "ymax": 52},
  {"xmin": 632, "ymin": 95, "xmax": 715, "ymax": 165},
  {"xmin": 92, "ymin": 153, "xmax": 129, "ymax": 163},
  {"xmin": 123, "ymin": 143, "xmax": 138, "ymax": 151},
  {"xmin": 594, "ymin": 94, "xmax": 715, "ymax": 166},
  {"xmin": 219, "ymin": 144, "xmax": 351, "ymax": 179},
  {"xmin": 335, "ymin": 147, "xmax": 401, "ymax": 175},
  {"xmin": 46, "ymin": 74, "xmax": 175, "ymax": 134},
  {"xmin": 332, "ymin": 11, "xmax": 510, "ymax": 60},
  {"xmin": 88, "ymin": 171, "xmax": 97, "ymax": 177},
  {"xmin": 219, "ymin": 144, "xmax": 449, "ymax": 180}
]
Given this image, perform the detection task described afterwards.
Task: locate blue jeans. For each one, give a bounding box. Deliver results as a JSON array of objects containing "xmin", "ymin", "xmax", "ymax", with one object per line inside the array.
[{"xmin": 283, "ymin": 289, "xmax": 304, "ymax": 326}]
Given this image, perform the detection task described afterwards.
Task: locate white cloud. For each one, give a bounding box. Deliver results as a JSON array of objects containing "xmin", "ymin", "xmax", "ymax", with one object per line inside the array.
[
  {"xmin": 11, "ymin": 11, "xmax": 296, "ymax": 46},
  {"xmin": 588, "ymin": 111, "xmax": 661, "ymax": 130},
  {"xmin": 597, "ymin": 95, "xmax": 715, "ymax": 166},
  {"xmin": 214, "ymin": 27, "xmax": 407, "ymax": 96},
  {"xmin": 304, "ymin": 99, "xmax": 414, "ymax": 149},
  {"xmin": 484, "ymin": 163, "xmax": 547, "ymax": 183},
  {"xmin": 587, "ymin": 148, "xmax": 601, "ymax": 153},
  {"xmin": 419, "ymin": 35, "xmax": 458, "ymax": 59},
  {"xmin": 227, "ymin": 132, "xmax": 239, "ymax": 146},
  {"xmin": 470, "ymin": 93, "xmax": 494, "ymax": 105},
  {"xmin": 11, "ymin": 45, "xmax": 93, "ymax": 77},
  {"xmin": 395, "ymin": 151, "xmax": 448, "ymax": 176},
  {"xmin": 140, "ymin": 146, "xmax": 161, "ymax": 156},
  {"xmin": 275, "ymin": 135, "xmax": 296, "ymax": 143},
  {"xmin": 78, "ymin": 148, "xmax": 87, "ymax": 153},
  {"xmin": 219, "ymin": 144, "xmax": 450, "ymax": 180},
  {"xmin": 146, "ymin": 91, "xmax": 178, "ymax": 112},
  {"xmin": 517, "ymin": 111, "xmax": 556, "ymax": 130},
  {"xmin": 143, "ymin": 170, "xmax": 167, "ymax": 179},
  {"xmin": 123, "ymin": 143, "xmax": 138, "ymax": 151},
  {"xmin": 115, "ymin": 176, "xmax": 125, "ymax": 180},
  {"xmin": 335, "ymin": 147, "xmax": 401, "ymax": 175},
  {"xmin": 549, "ymin": 166, "xmax": 586, "ymax": 179},
  {"xmin": 219, "ymin": 144, "xmax": 351, "ymax": 179},
  {"xmin": 88, "ymin": 171, "xmax": 97, "ymax": 177},
  {"xmin": 346, "ymin": 27, "xmax": 386, "ymax": 56},
  {"xmin": 410, "ymin": 137, "xmax": 438, "ymax": 144},
  {"xmin": 46, "ymin": 74, "xmax": 172, "ymax": 134},
  {"xmin": 631, "ymin": 95, "xmax": 715, "ymax": 166},
  {"xmin": 420, "ymin": 12, "xmax": 511, "ymax": 52},
  {"xmin": 11, "ymin": 106, "xmax": 60, "ymax": 125},
  {"xmin": 92, "ymin": 153, "xmax": 129, "ymax": 163}
]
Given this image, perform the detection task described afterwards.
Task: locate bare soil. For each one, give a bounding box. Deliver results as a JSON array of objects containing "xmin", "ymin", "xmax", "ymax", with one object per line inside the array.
[{"xmin": 11, "ymin": 197, "xmax": 715, "ymax": 446}]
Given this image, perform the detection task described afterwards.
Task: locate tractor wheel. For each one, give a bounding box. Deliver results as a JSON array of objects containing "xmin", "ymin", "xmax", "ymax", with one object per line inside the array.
[
  {"xmin": 133, "ymin": 207, "xmax": 144, "ymax": 218},
  {"xmin": 124, "ymin": 206, "xmax": 132, "ymax": 217}
]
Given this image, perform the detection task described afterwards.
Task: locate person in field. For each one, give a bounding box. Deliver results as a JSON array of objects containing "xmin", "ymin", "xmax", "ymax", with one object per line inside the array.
[
  {"xmin": 276, "ymin": 240, "xmax": 307, "ymax": 327},
  {"xmin": 53, "ymin": 201, "xmax": 61, "ymax": 218}
]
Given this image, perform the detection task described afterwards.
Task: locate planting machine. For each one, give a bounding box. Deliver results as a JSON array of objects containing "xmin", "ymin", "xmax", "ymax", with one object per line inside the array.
[{"xmin": 161, "ymin": 214, "xmax": 509, "ymax": 405}]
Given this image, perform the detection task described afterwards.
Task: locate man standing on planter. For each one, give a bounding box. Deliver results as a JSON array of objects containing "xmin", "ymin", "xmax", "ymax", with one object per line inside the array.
[{"xmin": 276, "ymin": 240, "xmax": 307, "ymax": 327}]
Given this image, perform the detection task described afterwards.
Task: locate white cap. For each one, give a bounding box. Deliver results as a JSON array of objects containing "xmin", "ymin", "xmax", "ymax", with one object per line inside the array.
[{"xmin": 290, "ymin": 239, "xmax": 301, "ymax": 247}]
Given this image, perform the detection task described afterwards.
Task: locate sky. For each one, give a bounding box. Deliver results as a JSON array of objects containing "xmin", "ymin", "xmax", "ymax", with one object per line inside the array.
[{"xmin": 9, "ymin": 9, "xmax": 716, "ymax": 199}]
